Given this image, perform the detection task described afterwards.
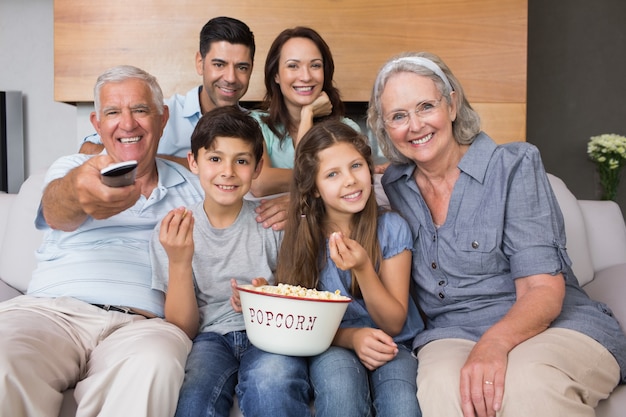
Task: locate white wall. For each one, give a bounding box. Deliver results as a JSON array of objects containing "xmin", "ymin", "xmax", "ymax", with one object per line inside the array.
[{"xmin": 0, "ymin": 0, "xmax": 93, "ymax": 180}]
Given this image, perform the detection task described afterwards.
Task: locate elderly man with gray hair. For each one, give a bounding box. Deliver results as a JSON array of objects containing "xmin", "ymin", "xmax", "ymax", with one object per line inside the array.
[{"xmin": 0, "ymin": 65, "xmax": 203, "ymax": 417}]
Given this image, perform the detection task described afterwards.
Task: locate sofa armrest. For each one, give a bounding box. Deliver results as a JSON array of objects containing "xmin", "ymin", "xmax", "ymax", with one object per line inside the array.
[
  {"xmin": 0, "ymin": 172, "xmax": 45, "ymax": 293},
  {"xmin": 0, "ymin": 192, "xmax": 15, "ymax": 252},
  {"xmin": 578, "ymin": 200, "xmax": 626, "ymax": 271}
]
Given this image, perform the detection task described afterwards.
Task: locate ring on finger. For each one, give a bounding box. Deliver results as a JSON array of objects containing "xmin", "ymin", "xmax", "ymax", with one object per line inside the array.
[{"xmin": 484, "ymin": 380, "xmax": 494, "ymax": 385}]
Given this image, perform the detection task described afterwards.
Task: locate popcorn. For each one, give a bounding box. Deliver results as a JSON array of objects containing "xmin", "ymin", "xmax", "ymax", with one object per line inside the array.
[{"xmin": 253, "ymin": 284, "xmax": 349, "ymax": 301}]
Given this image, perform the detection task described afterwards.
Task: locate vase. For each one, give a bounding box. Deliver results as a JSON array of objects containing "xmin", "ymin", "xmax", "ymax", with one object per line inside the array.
[{"xmin": 598, "ymin": 164, "xmax": 622, "ymax": 201}]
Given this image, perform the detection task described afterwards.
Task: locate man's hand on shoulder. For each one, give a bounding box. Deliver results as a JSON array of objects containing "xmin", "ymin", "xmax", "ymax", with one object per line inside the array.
[
  {"xmin": 255, "ymin": 194, "xmax": 289, "ymax": 231},
  {"xmin": 79, "ymin": 141, "xmax": 105, "ymax": 155}
]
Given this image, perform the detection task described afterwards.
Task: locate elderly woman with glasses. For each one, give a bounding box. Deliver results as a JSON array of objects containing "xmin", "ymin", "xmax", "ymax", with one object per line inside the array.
[{"xmin": 367, "ymin": 51, "xmax": 626, "ymax": 417}]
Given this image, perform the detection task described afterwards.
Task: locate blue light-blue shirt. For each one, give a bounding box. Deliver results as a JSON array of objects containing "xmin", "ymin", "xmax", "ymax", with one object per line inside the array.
[
  {"xmin": 382, "ymin": 132, "xmax": 626, "ymax": 382},
  {"xmin": 317, "ymin": 211, "xmax": 424, "ymax": 345},
  {"xmin": 83, "ymin": 86, "xmax": 202, "ymax": 158},
  {"xmin": 27, "ymin": 154, "xmax": 204, "ymax": 317}
]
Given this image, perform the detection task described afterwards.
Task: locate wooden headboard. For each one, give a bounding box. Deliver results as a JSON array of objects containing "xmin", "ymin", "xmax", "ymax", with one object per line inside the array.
[{"xmin": 54, "ymin": 0, "xmax": 527, "ymax": 143}]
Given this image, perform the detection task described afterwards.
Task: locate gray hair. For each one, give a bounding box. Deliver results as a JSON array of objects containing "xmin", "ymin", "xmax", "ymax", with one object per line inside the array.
[
  {"xmin": 367, "ymin": 52, "xmax": 481, "ymax": 164},
  {"xmin": 93, "ymin": 65, "xmax": 164, "ymax": 119}
]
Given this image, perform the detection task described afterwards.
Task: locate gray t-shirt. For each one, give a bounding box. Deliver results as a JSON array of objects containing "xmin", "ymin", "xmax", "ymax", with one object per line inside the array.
[{"xmin": 151, "ymin": 199, "xmax": 283, "ymax": 335}]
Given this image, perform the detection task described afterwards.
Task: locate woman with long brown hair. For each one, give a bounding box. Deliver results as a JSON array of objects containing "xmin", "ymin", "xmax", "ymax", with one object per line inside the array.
[{"xmin": 249, "ymin": 26, "xmax": 360, "ymax": 198}]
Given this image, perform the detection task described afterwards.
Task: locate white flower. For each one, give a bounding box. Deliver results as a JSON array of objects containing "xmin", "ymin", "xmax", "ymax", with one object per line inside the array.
[
  {"xmin": 588, "ymin": 133, "xmax": 626, "ymax": 170},
  {"xmin": 588, "ymin": 133, "xmax": 626, "ymax": 200}
]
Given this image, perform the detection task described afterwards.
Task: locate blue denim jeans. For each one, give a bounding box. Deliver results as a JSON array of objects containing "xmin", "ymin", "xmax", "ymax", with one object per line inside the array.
[
  {"xmin": 174, "ymin": 331, "xmax": 311, "ymax": 417},
  {"xmin": 310, "ymin": 345, "xmax": 421, "ymax": 417}
]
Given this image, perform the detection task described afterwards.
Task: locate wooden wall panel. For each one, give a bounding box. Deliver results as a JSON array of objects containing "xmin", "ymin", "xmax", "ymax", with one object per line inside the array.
[
  {"xmin": 473, "ymin": 103, "xmax": 526, "ymax": 144},
  {"xmin": 54, "ymin": 0, "xmax": 527, "ymax": 142}
]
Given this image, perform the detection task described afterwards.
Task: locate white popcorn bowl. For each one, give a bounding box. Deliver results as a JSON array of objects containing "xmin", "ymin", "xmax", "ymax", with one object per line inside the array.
[{"xmin": 237, "ymin": 284, "xmax": 352, "ymax": 356}]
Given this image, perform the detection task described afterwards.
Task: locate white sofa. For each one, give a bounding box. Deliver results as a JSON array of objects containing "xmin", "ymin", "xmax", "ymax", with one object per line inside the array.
[{"xmin": 0, "ymin": 172, "xmax": 625, "ymax": 417}]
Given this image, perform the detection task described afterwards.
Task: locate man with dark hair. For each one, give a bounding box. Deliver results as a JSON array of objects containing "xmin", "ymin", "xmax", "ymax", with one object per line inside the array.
[{"xmin": 80, "ymin": 17, "xmax": 256, "ymax": 169}]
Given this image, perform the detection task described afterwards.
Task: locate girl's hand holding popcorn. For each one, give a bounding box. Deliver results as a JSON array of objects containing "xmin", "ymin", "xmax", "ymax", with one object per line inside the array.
[{"xmin": 329, "ymin": 231, "xmax": 370, "ymax": 272}]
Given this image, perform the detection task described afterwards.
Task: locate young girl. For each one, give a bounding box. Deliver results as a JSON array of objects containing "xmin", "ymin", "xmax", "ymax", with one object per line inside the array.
[{"xmin": 277, "ymin": 119, "xmax": 424, "ymax": 416}]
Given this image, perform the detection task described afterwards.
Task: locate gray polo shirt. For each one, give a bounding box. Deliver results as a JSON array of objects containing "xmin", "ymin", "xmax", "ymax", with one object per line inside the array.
[{"xmin": 382, "ymin": 132, "xmax": 626, "ymax": 383}]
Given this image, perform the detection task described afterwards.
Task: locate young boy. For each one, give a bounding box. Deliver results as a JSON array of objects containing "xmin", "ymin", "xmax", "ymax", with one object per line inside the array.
[{"xmin": 150, "ymin": 106, "xmax": 311, "ymax": 417}]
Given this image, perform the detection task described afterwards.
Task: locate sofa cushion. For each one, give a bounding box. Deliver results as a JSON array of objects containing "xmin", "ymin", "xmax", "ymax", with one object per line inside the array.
[
  {"xmin": 547, "ymin": 174, "xmax": 595, "ymax": 285},
  {"xmin": 0, "ymin": 279, "xmax": 22, "ymax": 300},
  {"xmin": 582, "ymin": 263, "xmax": 626, "ymax": 333},
  {"xmin": 596, "ymin": 385, "xmax": 626, "ymax": 417},
  {"xmin": 578, "ymin": 200, "xmax": 626, "ymax": 272},
  {"xmin": 0, "ymin": 172, "xmax": 45, "ymax": 293}
]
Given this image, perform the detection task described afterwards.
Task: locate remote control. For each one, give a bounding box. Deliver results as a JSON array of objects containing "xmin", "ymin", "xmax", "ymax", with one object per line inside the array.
[{"xmin": 100, "ymin": 160, "xmax": 138, "ymax": 187}]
